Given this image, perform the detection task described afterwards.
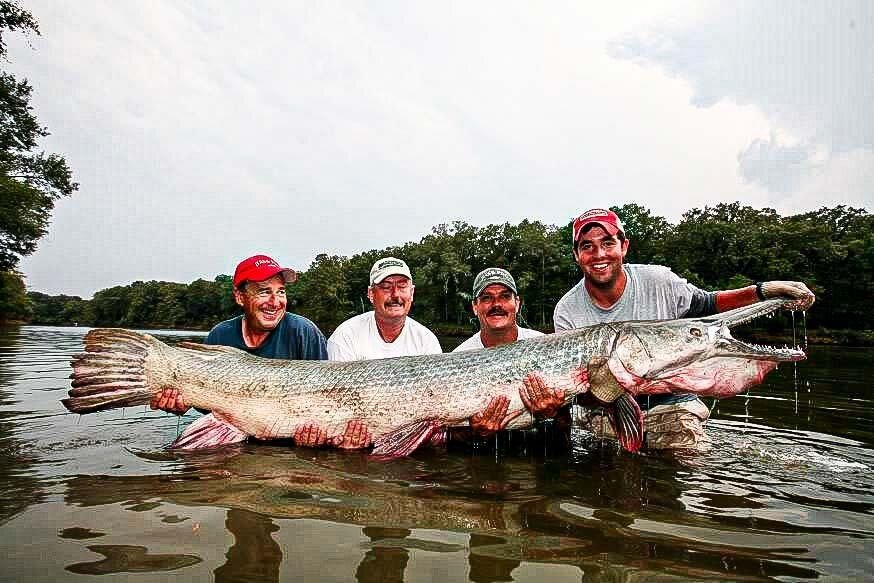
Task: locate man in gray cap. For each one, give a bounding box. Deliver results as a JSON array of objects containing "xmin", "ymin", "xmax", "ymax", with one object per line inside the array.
[
  {"xmin": 454, "ymin": 267, "xmax": 543, "ymax": 351},
  {"xmin": 452, "ymin": 267, "xmax": 565, "ymax": 441}
]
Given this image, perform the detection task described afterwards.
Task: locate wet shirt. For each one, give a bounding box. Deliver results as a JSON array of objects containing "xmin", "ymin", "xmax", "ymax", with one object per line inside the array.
[{"xmin": 205, "ymin": 313, "xmax": 328, "ymax": 360}]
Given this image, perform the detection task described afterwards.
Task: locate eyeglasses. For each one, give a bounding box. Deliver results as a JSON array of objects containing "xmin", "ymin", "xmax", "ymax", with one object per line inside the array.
[{"xmin": 373, "ymin": 280, "xmax": 411, "ymax": 292}]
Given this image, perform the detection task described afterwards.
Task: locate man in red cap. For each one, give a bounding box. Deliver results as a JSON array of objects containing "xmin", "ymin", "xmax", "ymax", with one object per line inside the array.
[
  {"xmin": 551, "ymin": 208, "xmax": 816, "ymax": 451},
  {"xmin": 203, "ymin": 254, "xmax": 326, "ymax": 358},
  {"xmin": 151, "ymin": 255, "xmax": 360, "ymax": 446}
]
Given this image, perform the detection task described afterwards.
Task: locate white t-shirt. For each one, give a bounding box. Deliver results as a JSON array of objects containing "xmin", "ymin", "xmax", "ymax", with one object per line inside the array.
[
  {"xmin": 327, "ymin": 311, "xmax": 442, "ymax": 361},
  {"xmin": 452, "ymin": 327, "xmax": 544, "ymax": 352}
]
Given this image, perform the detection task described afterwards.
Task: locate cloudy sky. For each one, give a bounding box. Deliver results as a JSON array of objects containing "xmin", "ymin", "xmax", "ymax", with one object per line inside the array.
[{"xmin": 8, "ymin": 0, "xmax": 872, "ymax": 297}]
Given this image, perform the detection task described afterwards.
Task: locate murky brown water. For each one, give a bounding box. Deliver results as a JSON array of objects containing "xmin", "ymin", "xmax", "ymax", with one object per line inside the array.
[{"xmin": 1, "ymin": 325, "xmax": 872, "ymax": 581}]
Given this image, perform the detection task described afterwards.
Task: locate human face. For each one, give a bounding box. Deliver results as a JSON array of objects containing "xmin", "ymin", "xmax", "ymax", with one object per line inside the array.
[
  {"xmin": 574, "ymin": 225, "xmax": 629, "ymax": 288},
  {"xmin": 233, "ymin": 274, "xmax": 288, "ymax": 332},
  {"xmin": 368, "ymin": 275, "xmax": 414, "ymax": 321},
  {"xmin": 473, "ymin": 284, "xmax": 520, "ymax": 333}
]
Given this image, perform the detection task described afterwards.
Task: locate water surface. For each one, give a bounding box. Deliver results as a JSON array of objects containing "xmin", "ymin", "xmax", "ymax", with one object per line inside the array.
[{"xmin": 1, "ymin": 326, "xmax": 872, "ymax": 581}]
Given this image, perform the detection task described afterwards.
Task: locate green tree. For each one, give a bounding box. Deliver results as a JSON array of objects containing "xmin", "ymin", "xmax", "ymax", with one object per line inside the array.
[
  {"xmin": 0, "ymin": 2, "xmax": 78, "ymax": 320},
  {"xmin": 611, "ymin": 203, "xmax": 672, "ymax": 265},
  {"xmin": 0, "ymin": 269, "xmax": 28, "ymax": 321}
]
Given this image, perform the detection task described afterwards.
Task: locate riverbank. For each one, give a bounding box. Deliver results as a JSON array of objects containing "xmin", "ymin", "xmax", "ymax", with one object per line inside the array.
[{"xmin": 10, "ymin": 321, "xmax": 873, "ymax": 347}]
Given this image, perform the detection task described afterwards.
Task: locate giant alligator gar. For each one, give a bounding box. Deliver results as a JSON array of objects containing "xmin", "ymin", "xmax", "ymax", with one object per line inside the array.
[{"xmin": 63, "ymin": 299, "xmax": 804, "ymax": 457}]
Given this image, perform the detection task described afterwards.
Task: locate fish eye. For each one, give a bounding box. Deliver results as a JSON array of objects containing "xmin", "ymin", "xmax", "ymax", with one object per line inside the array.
[{"xmin": 689, "ymin": 328, "xmax": 702, "ymax": 337}]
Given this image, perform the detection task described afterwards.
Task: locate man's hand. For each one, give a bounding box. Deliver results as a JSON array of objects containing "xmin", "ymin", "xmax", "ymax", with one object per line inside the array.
[
  {"xmin": 294, "ymin": 420, "xmax": 373, "ymax": 449},
  {"xmin": 149, "ymin": 387, "xmax": 190, "ymax": 415},
  {"xmin": 331, "ymin": 420, "xmax": 373, "ymax": 449},
  {"xmin": 761, "ymin": 281, "xmax": 816, "ymax": 311},
  {"xmin": 519, "ymin": 373, "xmax": 565, "ymax": 419},
  {"xmin": 469, "ymin": 395, "xmax": 522, "ymax": 436},
  {"xmin": 293, "ymin": 423, "xmax": 329, "ymax": 447}
]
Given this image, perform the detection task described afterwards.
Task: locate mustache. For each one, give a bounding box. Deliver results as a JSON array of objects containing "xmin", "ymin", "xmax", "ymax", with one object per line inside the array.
[
  {"xmin": 384, "ymin": 300, "xmax": 405, "ymax": 307},
  {"xmin": 486, "ymin": 308, "xmax": 508, "ymax": 316}
]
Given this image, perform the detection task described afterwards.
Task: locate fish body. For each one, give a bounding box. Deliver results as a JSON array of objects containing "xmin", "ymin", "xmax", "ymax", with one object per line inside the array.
[{"xmin": 64, "ymin": 299, "xmax": 804, "ymax": 456}]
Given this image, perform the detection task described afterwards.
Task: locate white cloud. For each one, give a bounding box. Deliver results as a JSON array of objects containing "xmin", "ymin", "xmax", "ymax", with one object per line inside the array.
[
  {"xmin": 608, "ymin": 0, "xmax": 873, "ymax": 206},
  {"xmin": 6, "ymin": 1, "xmax": 870, "ymax": 296}
]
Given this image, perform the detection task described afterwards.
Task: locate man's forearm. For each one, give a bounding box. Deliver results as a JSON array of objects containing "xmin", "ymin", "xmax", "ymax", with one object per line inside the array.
[{"xmin": 714, "ymin": 285, "xmax": 759, "ymax": 313}]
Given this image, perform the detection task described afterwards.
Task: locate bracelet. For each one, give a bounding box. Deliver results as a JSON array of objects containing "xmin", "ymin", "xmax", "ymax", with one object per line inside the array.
[{"xmin": 755, "ymin": 282, "xmax": 766, "ymax": 301}]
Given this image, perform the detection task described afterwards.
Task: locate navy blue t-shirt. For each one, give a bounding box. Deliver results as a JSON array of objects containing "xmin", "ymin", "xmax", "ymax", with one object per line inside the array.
[{"xmin": 204, "ymin": 313, "xmax": 327, "ymax": 360}]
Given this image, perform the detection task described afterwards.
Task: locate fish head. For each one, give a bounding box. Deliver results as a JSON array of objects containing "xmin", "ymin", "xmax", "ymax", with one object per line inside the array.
[{"xmin": 608, "ymin": 299, "xmax": 806, "ymax": 397}]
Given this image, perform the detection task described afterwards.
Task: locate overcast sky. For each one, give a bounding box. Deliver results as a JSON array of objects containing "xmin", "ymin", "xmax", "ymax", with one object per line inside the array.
[{"xmin": 8, "ymin": 0, "xmax": 872, "ymax": 297}]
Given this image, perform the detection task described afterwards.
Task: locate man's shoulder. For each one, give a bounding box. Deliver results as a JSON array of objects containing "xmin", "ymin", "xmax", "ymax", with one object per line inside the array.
[
  {"xmin": 404, "ymin": 315, "xmax": 437, "ymax": 336},
  {"xmin": 555, "ymin": 279, "xmax": 587, "ymax": 310},
  {"xmin": 331, "ymin": 311, "xmax": 373, "ymax": 335},
  {"xmin": 281, "ymin": 312, "xmax": 323, "ymax": 335},
  {"xmin": 626, "ymin": 263, "xmax": 677, "ymax": 281},
  {"xmin": 208, "ymin": 315, "xmax": 241, "ymax": 333},
  {"xmin": 452, "ymin": 332, "xmax": 482, "ymax": 352},
  {"xmin": 517, "ymin": 327, "xmax": 545, "ymax": 339}
]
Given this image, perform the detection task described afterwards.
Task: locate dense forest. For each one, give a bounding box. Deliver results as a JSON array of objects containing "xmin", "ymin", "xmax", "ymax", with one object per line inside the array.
[{"xmin": 23, "ymin": 203, "xmax": 874, "ymax": 342}]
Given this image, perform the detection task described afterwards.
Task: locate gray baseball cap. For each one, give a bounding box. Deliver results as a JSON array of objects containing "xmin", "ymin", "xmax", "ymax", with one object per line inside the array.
[{"xmin": 472, "ymin": 268, "xmax": 517, "ymax": 298}]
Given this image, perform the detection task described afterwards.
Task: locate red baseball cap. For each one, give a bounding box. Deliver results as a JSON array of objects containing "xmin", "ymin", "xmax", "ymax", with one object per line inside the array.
[
  {"xmin": 233, "ymin": 255, "xmax": 297, "ymax": 288},
  {"xmin": 572, "ymin": 208, "xmax": 625, "ymax": 242}
]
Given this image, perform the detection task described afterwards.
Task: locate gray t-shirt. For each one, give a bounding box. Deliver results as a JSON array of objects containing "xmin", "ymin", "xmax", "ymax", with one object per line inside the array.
[
  {"xmin": 553, "ymin": 264, "xmax": 715, "ymax": 330},
  {"xmin": 553, "ymin": 264, "xmax": 716, "ymax": 410}
]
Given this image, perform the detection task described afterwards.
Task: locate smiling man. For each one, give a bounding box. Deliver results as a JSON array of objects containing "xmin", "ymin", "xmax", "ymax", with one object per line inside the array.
[
  {"xmin": 454, "ymin": 268, "xmax": 543, "ymax": 351},
  {"xmin": 150, "ymin": 254, "xmax": 327, "ymax": 413},
  {"xmin": 327, "ymin": 257, "xmax": 441, "ymax": 361},
  {"xmin": 203, "ymin": 255, "xmax": 328, "ymax": 358},
  {"xmin": 451, "ymin": 268, "xmax": 564, "ymax": 443},
  {"xmin": 553, "ymin": 208, "xmax": 816, "ymax": 451}
]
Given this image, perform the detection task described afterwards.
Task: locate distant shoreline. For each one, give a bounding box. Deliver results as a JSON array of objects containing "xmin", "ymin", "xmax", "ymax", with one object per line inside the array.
[{"xmin": 5, "ymin": 321, "xmax": 873, "ymax": 347}]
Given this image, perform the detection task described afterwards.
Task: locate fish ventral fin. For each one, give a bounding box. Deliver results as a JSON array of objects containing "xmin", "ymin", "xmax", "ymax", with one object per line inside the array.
[
  {"xmin": 170, "ymin": 413, "xmax": 249, "ymax": 450},
  {"xmin": 371, "ymin": 419, "xmax": 442, "ymax": 459},
  {"xmin": 603, "ymin": 393, "xmax": 644, "ymax": 453}
]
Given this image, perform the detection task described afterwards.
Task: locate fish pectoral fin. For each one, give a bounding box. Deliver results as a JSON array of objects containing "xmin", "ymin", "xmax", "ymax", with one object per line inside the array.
[
  {"xmin": 603, "ymin": 393, "xmax": 644, "ymax": 453},
  {"xmin": 587, "ymin": 356, "xmax": 625, "ymax": 404},
  {"xmin": 371, "ymin": 420, "xmax": 442, "ymax": 459},
  {"xmin": 169, "ymin": 413, "xmax": 248, "ymax": 450}
]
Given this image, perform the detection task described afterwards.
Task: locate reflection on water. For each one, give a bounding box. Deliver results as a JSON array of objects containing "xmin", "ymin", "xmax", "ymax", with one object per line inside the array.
[
  {"xmin": 0, "ymin": 325, "xmax": 873, "ymax": 582},
  {"xmin": 66, "ymin": 545, "xmax": 202, "ymax": 575}
]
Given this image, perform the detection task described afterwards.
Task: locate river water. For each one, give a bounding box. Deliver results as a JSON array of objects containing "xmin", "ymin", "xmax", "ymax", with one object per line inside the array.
[{"xmin": 0, "ymin": 325, "xmax": 872, "ymax": 582}]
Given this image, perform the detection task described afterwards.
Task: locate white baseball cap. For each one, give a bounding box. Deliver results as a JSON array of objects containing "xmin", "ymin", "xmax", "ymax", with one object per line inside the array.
[{"xmin": 369, "ymin": 257, "xmax": 413, "ymax": 285}]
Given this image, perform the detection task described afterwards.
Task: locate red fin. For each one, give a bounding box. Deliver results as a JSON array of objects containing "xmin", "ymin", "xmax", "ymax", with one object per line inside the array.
[
  {"xmin": 604, "ymin": 393, "xmax": 644, "ymax": 453},
  {"xmin": 170, "ymin": 413, "xmax": 248, "ymax": 450},
  {"xmin": 371, "ymin": 420, "xmax": 442, "ymax": 459}
]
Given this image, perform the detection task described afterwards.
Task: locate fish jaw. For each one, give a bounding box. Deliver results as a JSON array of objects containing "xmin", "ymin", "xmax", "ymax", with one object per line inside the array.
[
  {"xmin": 606, "ymin": 299, "xmax": 804, "ymax": 397},
  {"xmin": 611, "ymin": 357, "xmax": 778, "ymax": 398}
]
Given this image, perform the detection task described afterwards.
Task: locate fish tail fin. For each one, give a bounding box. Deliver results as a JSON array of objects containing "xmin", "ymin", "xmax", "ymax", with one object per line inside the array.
[
  {"xmin": 604, "ymin": 393, "xmax": 644, "ymax": 453},
  {"xmin": 63, "ymin": 328, "xmax": 161, "ymax": 413}
]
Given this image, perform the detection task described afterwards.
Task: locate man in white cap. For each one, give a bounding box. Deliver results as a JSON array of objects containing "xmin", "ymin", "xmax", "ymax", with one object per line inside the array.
[
  {"xmin": 552, "ymin": 207, "xmax": 816, "ymax": 451},
  {"xmin": 327, "ymin": 256, "xmax": 441, "ymax": 361}
]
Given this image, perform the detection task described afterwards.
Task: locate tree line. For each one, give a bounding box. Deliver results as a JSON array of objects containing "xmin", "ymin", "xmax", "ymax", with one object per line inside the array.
[{"xmin": 23, "ymin": 203, "xmax": 874, "ymax": 342}]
